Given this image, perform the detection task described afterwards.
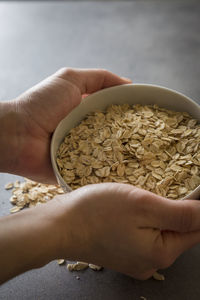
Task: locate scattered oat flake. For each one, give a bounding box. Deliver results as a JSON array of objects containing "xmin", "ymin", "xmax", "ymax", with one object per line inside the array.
[
  {"xmin": 57, "ymin": 259, "xmax": 65, "ymax": 265},
  {"xmin": 67, "ymin": 262, "xmax": 89, "ymax": 271},
  {"xmin": 5, "ymin": 182, "xmax": 14, "ymax": 190},
  {"xmin": 152, "ymin": 271, "xmax": 165, "ymax": 281},
  {"xmin": 14, "ymin": 180, "xmax": 21, "ymax": 188},
  {"xmin": 88, "ymin": 264, "xmax": 103, "ymax": 271},
  {"xmin": 10, "ymin": 206, "xmax": 21, "ymax": 213}
]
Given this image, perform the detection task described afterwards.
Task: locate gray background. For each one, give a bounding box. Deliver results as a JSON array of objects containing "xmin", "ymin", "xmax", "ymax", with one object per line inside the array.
[{"xmin": 0, "ymin": 1, "xmax": 200, "ymax": 299}]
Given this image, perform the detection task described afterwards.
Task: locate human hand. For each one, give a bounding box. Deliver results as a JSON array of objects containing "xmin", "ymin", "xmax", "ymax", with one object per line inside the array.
[
  {"xmin": 0, "ymin": 68, "xmax": 131, "ymax": 183},
  {"xmin": 2, "ymin": 182, "xmax": 200, "ymax": 284},
  {"xmin": 56, "ymin": 183, "xmax": 200, "ymax": 280}
]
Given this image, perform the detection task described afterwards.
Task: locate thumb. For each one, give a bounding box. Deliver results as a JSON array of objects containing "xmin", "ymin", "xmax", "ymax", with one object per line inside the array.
[
  {"xmin": 152, "ymin": 197, "xmax": 200, "ymax": 233},
  {"xmin": 55, "ymin": 68, "xmax": 132, "ymax": 94},
  {"xmin": 164, "ymin": 230, "xmax": 200, "ymax": 258},
  {"xmin": 150, "ymin": 197, "xmax": 200, "ymax": 269}
]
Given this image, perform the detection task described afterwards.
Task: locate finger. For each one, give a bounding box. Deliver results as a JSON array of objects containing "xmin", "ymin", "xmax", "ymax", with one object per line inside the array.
[
  {"xmin": 150, "ymin": 196, "xmax": 200, "ymax": 233},
  {"xmin": 54, "ymin": 68, "xmax": 132, "ymax": 94},
  {"xmin": 127, "ymin": 269, "xmax": 157, "ymax": 280},
  {"xmin": 157, "ymin": 230, "xmax": 200, "ymax": 269}
]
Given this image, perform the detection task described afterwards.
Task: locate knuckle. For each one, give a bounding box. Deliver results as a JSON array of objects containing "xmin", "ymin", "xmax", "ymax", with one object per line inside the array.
[
  {"xmin": 93, "ymin": 68, "xmax": 110, "ymax": 78},
  {"xmin": 56, "ymin": 67, "xmax": 77, "ymax": 79},
  {"xmin": 63, "ymin": 67, "xmax": 76, "ymax": 77},
  {"xmin": 101, "ymin": 68, "xmax": 109, "ymax": 74},
  {"xmin": 127, "ymin": 188, "xmax": 155, "ymax": 215},
  {"xmin": 127, "ymin": 187, "xmax": 146, "ymax": 204},
  {"xmin": 94, "ymin": 67, "xmax": 108, "ymax": 73}
]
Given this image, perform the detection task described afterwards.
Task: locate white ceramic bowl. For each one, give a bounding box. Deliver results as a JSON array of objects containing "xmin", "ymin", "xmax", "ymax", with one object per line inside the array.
[{"xmin": 51, "ymin": 84, "xmax": 200, "ymax": 199}]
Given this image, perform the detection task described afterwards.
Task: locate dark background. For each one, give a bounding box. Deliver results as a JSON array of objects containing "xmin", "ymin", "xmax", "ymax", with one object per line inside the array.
[{"xmin": 0, "ymin": 1, "xmax": 200, "ymax": 299}]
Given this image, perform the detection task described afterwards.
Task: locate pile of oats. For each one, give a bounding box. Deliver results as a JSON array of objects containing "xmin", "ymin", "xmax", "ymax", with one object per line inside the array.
[
  {"xmin": 5, "ymin": 178, "xmax": 64, "ymax": 213},
  {"xmin": 57, "ymin": 104, "xmax": 200, "ymax": 199}
]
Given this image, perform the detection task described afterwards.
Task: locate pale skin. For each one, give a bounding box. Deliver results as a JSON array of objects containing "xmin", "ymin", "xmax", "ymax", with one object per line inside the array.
[{"xmin": 1, "ymin": 68, "xmax": 200, "ymax": 284}]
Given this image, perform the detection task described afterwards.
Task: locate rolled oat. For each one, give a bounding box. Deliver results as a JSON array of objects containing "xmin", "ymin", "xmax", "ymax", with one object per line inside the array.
[{"xmin": 57, "ymin": 104, "xmax": 200, "ymax": 199}]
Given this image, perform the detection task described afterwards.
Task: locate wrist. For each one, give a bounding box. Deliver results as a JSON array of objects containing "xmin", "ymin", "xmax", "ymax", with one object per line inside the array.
[
  {"xmin": 27, "ymin": 200, "xmax": 65, "ymax": 267},
  {"xmin": 54, "ymin": 191, "xmax": 94, "ymax": 263},
  {"xmin": 0, "ymin": 101, "xmax": 23, "ymax": 173},
  {"xmin": 0, "ymin": 198, "xmax": 65, "ymax": 283},
  {"xmin": 25, "ymin": 195, "xmax": 89, "ymax": 265},
  {"xmin": 28, "ymin": 195, "xmax": 86, "ymax": 264}
]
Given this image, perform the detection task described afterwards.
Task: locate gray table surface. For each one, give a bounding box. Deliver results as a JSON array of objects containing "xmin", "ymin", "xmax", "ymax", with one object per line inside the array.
[{"xmin": 0, "ymin": 1, "xmax": 200, "ymax": 299}]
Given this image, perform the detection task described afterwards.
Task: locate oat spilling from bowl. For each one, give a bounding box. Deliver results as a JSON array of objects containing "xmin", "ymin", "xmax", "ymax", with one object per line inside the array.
[{"xmin": 57, "ymin": 104, "xmax": 200, "ymax": 199}]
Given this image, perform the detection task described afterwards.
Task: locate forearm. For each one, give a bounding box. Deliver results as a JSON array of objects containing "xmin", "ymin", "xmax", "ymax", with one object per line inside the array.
[{"xmin": 0, "ymin": 199, "xmax": 65, "ymax": 284}]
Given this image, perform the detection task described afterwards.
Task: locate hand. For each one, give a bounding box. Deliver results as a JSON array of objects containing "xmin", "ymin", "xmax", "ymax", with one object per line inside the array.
[
  {"xmin": 56, "ymin": 183, "xmax": 200, "ymax": 280},
  {"xmin": 0, "ymin": 68, "xmax": 131, "ymax": 183},
  {"xmin": 2, "ymin": 182, "xmax": 200, "ymax": 283}
]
